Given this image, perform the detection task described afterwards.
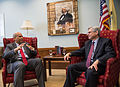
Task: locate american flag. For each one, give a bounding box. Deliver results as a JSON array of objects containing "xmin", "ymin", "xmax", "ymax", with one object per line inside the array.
[{"xmin": 99, "ymin": 0, "xmax": 110, "ymax": 30}]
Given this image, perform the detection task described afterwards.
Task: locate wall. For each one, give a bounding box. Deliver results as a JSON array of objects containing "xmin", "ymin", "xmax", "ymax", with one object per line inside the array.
[{"xmin": 0, "ymin": 0, "xmax": 100, "ymax": 48}]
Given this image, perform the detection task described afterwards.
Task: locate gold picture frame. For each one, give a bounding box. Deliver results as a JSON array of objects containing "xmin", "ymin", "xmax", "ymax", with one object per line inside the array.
[{"xmin": 47, "ymin": 0, "xmax": 79, "ymax": 36}]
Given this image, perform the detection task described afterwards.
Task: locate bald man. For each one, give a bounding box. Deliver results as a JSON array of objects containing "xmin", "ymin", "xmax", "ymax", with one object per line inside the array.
[{"xmin": 3, "ymin": 32, "xmax": 45, "ymax": 87}]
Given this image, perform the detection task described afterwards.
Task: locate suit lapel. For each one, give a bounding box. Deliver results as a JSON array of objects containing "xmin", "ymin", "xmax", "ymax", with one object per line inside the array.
[
  {"xmin": 23, "ymin": 45, "xmax": 28, "ymax": 54},
  {"xmin": 94, "ymin": 38, "xmax": 102, "ymax": 57},
  {"xmin": 12, "ymin": 42, "xmax": 19, "ymax": 57},
  {"xmin": 23, "ymin": 45, "xmax": 30, "ymax": 57},
  {"xmin": 12, "ymin": 42, "xmax": 17, "ymax": 49}
]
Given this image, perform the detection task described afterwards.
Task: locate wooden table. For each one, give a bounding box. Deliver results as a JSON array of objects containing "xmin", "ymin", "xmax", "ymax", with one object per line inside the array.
[
  {"xmin": 43, "ymin": 55, "xmax": 66, "ymax": 81},
  {"xmin": 0, "ymin": 55, "xmax": 2, "ymax": 69}
]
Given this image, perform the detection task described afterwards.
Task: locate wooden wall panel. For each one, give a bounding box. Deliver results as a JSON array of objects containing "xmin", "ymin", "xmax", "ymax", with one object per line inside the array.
[{"xmin": 38, "ymin": 47, "xmax": 79, "ymax": 69}]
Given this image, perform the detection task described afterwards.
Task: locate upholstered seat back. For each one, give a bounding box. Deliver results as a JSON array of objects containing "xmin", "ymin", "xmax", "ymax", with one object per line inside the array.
[
  {"xmin": 3, "ymin": 37, "xmax": 40, "ymax": 58},
  {"xmin": 78, "ymin": 34, "xmax": 88, "ymax": 48},
  {"xmin": 100, "ymin": 30, "xmax": 120, "ymax": 58},
  {"xmin": 78, "ymin": 30, "xmax": 120, "ymax": 58},
  {"xmin": 3, "ymin": 37, "xmax": 37, "ymax": 50}
]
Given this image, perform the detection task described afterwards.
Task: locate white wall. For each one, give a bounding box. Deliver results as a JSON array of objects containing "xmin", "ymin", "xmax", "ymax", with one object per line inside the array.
[{"xmin": 0, "ymin": 0, "xmax": 100, "ymax": 48}]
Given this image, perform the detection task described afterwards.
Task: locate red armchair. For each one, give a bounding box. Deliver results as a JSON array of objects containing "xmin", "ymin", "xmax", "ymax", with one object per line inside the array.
[
  {"xmin": 2, "ymin": 37, "xmax": 41, "ymax": 87},
  {"xmin": 69, "ymin": 30, "xmax": 120, "ymax": 87}
]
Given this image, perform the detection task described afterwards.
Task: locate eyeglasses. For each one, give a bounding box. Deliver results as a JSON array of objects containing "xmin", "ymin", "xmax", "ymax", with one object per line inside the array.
[
  {"xmin": 17, "ymin": 35, "xmax": 23, "ymax": 37},
  {"xmin": 88, "ymin": 31, "xmax": 96, "ymax": 34}
]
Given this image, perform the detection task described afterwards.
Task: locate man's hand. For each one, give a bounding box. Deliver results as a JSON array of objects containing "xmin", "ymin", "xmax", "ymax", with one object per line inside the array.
[
  {"xmin": 89, "ymin": 60, "xmax": 99, "ymax": 71},
  {"xmin": 14, "ymin": 43, "xmax": 25, "ymax": 53},
  {"xmin": 26, "ymin": 44, "xmax": 35, "ymax": 51},
  {"xmin": 64, "ymin": 53, "xmax": 71, "ymax": 61}
]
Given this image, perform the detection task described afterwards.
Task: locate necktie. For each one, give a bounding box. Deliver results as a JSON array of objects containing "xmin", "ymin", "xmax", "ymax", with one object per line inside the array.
[
  {"xmin": 86, "ymin": 42, "xmax": 94, "ymax": 68},
  {"xmin": 20, "ymin": 48, "xmax": 28, "ymax": 65}
]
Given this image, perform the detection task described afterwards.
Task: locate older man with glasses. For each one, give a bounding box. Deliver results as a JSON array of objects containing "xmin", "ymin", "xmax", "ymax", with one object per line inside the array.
[{"xmin": 63, "ymin": 26, "xmax": 116, "ymax": 87}]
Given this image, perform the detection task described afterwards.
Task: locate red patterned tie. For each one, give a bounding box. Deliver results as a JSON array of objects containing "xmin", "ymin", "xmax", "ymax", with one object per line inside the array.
[
  {"xmin": 20, "ymin": 48, "xmax": 28, "ymax": 65},
  {"xmin": 86, "ymin": 42, "xmax": 94, "ymax": 67}
]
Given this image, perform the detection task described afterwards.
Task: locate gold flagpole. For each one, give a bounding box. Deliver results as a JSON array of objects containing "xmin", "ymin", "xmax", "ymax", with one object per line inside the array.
[{"xmin": 109, "ymin": 0, "xmax": 117, "ymax": 30}]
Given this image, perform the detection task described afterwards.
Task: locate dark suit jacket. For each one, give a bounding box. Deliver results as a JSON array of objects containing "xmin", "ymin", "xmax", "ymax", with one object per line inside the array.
[
  {"xmin": 57, "ymin": 12, "xmax": 73, "ymax": 25},
  {"xmin": 3, "ymin": 42, "xmax": 37, "ymax": 73},
  {"xmin": 70, "ymin": 37, "xmax": 116, "ymax": 67}
]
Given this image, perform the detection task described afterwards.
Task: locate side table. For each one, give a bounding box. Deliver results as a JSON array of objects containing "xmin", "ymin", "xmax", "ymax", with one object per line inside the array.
[
  {"xmin": 43, "ymin": 55, "xmax": 69, "ymax": 81},
  {"xmin": 0, "ymin": 55, "xmax": 2, "ymax": 69}
]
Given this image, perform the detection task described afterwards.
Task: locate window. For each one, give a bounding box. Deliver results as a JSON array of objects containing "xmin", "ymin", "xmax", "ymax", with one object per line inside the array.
[{"xmin": 0, "ymin": 13, "xmax": 5, "ymax": 46}]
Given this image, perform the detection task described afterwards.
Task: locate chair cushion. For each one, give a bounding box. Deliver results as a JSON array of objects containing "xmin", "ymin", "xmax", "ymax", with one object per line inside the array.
[
  {"xmin": 6, "ymin": 71, "xmax": 36, "ymax": 83},
  {"xmin": 7, "ymin": 71, "xmax": 35, "ymax": 77}
]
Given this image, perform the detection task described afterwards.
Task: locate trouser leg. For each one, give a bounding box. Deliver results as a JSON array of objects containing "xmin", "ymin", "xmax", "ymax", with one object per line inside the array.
[
  {"xmin": 85, "ymin": 68, "xmax": 98, "ymax": 87},
  {"xmin": 27, "ymin": 58, "xmax": 45, "ymax": 87},
  {"xmin": 63, "ymin": 61, "xmax": 87, "ymax": 87},
  {"xmin": 12, "ymin": 61, "xmax": 26, "ymax": 87},
  {"xmin": 85, "ymin": 64, "xmax": 105, "ymax": 87}
]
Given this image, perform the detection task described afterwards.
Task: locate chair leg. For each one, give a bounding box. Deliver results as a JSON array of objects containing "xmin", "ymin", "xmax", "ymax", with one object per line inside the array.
[
  {"xmin": 4, "ymin": 84, "xmax": 6, "ymax": 87},
  {"xmin": 7, "ymin": 83, "xmax": 10, "ymax": 87},
  {"xmin": 116, "ymin": 80, "xmax": 119, "ymax": 87}
]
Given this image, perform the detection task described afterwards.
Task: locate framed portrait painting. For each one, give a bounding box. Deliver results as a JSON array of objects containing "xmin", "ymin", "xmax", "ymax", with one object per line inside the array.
[{"xmin": 47, "ymin": 0, "xmax": 79, "ymax": 36}]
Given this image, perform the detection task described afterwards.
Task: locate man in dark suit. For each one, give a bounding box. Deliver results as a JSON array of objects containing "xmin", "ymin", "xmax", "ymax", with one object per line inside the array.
[
  {"xmin": 57, "ymin": 8, "xmax": 73, "ymax": 25},
  {"xmin": 63, "ymin": 26, "xmax": 116, "ymax": 87},
  {"xmin": 3, "ymin": 32, "xmax": 45, "ymax": 87}
]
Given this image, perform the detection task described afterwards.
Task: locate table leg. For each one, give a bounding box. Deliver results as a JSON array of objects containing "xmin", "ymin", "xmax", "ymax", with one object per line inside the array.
[
  {"xmin": 48, "ymin": 60, "xmax": 51, "ymax": 75},
  {"xmin": 43, "ymin": 59, "xmax": 47, "ymax": 81}
]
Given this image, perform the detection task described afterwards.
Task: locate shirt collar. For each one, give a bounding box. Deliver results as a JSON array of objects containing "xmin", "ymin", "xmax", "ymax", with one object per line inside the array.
[
  {"xmin": 92, "ymin": 37, "xmax": 99, "ymax": 43},
  {"xmin": 15, "ymin": 42, "xmax": 19, "ymax": 47}
]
